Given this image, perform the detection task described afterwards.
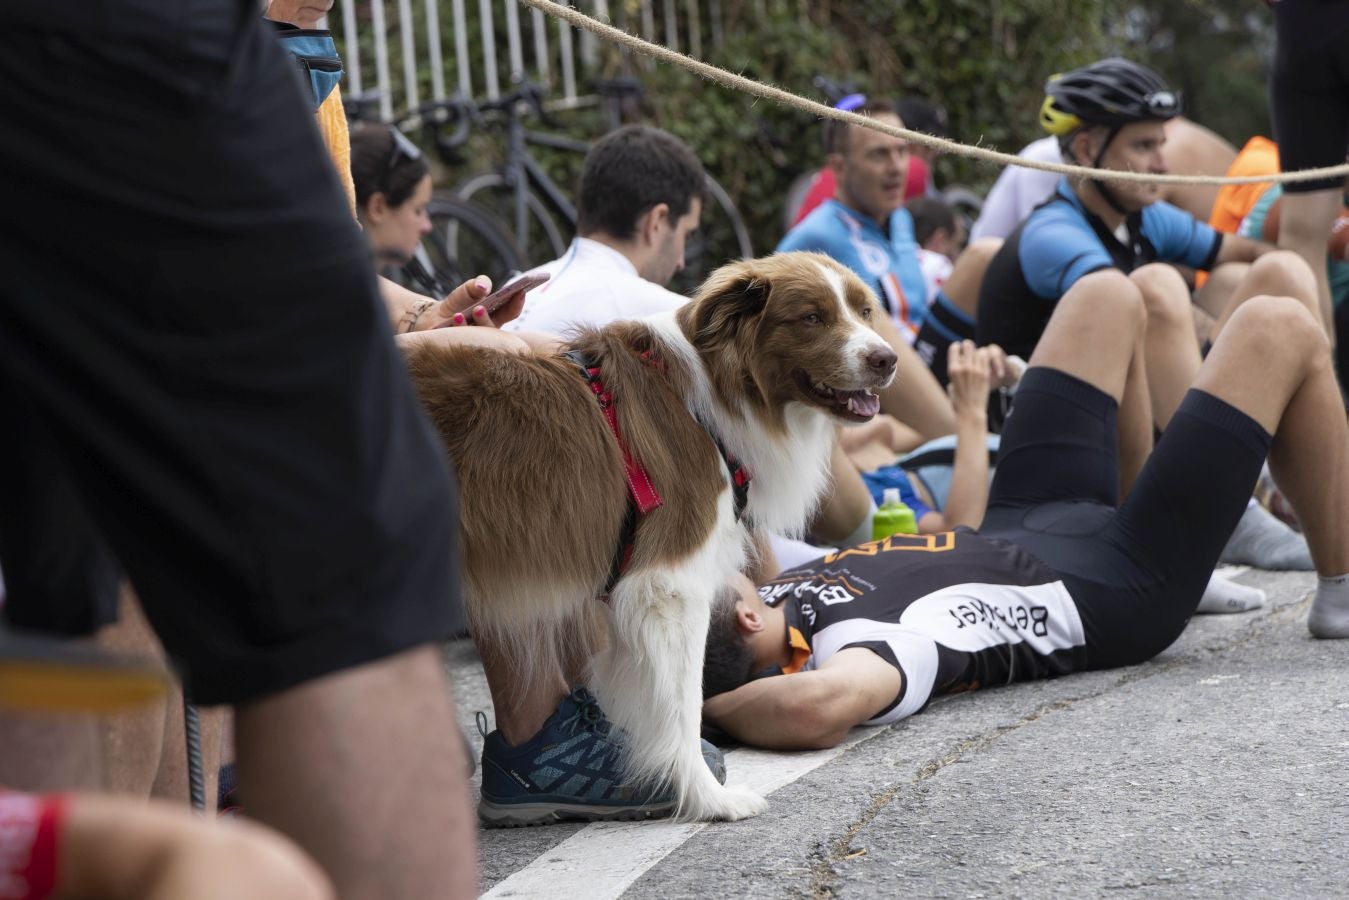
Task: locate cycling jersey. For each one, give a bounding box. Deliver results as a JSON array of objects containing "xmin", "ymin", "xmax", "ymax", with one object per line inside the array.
[
  {"xmin": 776, "ymin": 200, "xmax": 931, "ymax": 339},
  {"xmin": 762, "ymin": 529, "xmax": 1085, "ymax": 724},
  {"xmin": 759, "ymin": 363, "xmax": 1271, "ymax": 727},
  {"xmin": 976, "ymin": 178, "xmax": 1223, "ymax": 360}
]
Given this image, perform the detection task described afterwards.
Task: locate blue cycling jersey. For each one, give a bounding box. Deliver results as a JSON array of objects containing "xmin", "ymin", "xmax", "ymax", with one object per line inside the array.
[
  {"xmin": 976, "ymin": 178, "xmax": 1223, "ymax": 360},
  {"xmin": 776, "ymin": 200, "xmax": 931, "ymax": 337}
]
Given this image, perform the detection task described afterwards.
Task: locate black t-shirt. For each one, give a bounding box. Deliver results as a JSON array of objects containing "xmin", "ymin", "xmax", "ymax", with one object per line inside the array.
[{"xmin": 762, "ymin": 529, "xmax": 1088, "ymax": 723}]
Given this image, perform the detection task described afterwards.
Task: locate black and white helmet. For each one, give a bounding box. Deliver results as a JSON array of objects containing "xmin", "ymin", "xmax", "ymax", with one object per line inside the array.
[{"xmin": 1040, "ymin": 57, "xmax": 1181, "ymax": 136}]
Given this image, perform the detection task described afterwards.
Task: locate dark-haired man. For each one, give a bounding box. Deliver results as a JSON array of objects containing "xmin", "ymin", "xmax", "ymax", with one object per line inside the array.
[
  {"xmin": 704, "ymin": 263, "xmax": 1349, "ymax": 751},
  {"xmin": 505, "ymin": 124, "xmax": 704, "ymax": 336}
]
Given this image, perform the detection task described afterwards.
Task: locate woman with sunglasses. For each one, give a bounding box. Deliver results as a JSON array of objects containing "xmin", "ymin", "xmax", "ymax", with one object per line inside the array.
[{"xmin": 350, "ymin": 123, "xmax": 434, "ymax": 271}]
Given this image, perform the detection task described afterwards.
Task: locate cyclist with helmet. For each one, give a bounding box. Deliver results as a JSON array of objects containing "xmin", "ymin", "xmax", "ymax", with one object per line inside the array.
[
  {"xmin": 975, "ymin": 58, "xmax": 1320, "ymax": 573},
  {"xmin": 976, "ymin": 58, "xmax": 1274, "ymax": 368}
]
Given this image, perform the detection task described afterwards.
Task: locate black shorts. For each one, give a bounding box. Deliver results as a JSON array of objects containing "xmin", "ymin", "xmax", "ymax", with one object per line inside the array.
[
  {"xmin": 1270, "ymin": 0, "xmax": 1349, "ymax": 193},
  {"xmin": 0, "ymin": 1, "xmax": 463, "ymax": 705},
  {"xmin": 980, "ymin": 368, "xmax": 1270, "ymax": 670}
]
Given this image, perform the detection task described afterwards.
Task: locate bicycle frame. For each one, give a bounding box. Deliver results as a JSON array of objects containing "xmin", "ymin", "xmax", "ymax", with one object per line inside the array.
[{"xmin": 499, "ymin": 110, "xmax": 577, "ymax": 246}]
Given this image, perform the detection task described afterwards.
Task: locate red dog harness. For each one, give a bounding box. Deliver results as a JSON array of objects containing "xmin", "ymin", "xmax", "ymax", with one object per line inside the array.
[{"xmin": 564, "ymin": 349, "xmax": 752, "ymax": 594}]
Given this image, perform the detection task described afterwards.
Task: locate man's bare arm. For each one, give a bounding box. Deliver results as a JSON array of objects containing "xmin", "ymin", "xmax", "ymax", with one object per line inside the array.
[
  {"xmin": 1214, "ymin": 233, "xmax": 1274, "ymax": 266},
  {"xmin": 702, "ymin": 648, "xmax": 901, "ymax": 750}
]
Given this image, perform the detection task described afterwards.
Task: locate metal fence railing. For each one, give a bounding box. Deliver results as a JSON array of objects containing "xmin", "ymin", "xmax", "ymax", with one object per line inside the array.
[{"xmin": 329, "ymin": 0, "xmax": 750, "ymax": 122}]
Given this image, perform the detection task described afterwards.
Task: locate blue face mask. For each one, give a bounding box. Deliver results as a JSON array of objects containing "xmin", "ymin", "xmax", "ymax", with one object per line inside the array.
[{"xmin": 270, "ymin": 23, "xmax": 343, "ymax": 111}]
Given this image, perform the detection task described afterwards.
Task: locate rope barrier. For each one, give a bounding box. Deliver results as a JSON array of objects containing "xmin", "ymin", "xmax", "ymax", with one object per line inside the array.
[{"xmin": 520, "ymin": 0, "xmax": 1349, "ymax": 188}]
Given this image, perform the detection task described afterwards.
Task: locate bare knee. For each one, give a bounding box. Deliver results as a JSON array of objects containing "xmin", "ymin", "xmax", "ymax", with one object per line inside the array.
[
  {"xmin": 1129, "ymin": 263, "xmax": 1190, "ymax": 322},
  {"xmin": 1226, "ymin": 294, "xmax": 1329, "ymax": 369},
  {"xmin": 1244, "ymin": 250, "xmax": 1317, "ymax": 301},
  {"xmin": 1061, "ymin": 269, "xmax": 1147, "ymax": 333}
]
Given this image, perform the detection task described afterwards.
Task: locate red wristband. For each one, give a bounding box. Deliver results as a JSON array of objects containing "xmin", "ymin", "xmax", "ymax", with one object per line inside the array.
[{"xmin": 0, "ymin": 791, "xmax": 65, "ymax": 900}]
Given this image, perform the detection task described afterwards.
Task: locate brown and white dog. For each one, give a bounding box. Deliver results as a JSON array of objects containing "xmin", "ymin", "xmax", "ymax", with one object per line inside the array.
[{"xmin": 406, "ymin": 252, "xmax": 896, "ymax": 821}]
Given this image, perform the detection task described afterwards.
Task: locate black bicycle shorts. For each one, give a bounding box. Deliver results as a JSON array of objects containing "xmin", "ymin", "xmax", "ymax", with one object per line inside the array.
[
  {"xmin": 980, "ymin": 368, "xmax": 1270, "ymax": 671},
  {"xmin": 1270, "ymin": 0, "xmax": 1349, "ymax": 193},
  {"xmin": 0, "ymin": 0, "xmax": 464, "ymax": 705}
]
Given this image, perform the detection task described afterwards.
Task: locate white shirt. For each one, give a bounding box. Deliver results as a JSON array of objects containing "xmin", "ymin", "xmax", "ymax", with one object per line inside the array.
[
  {"xmin": 969, "ymin": 136, "xmax": 1063, "ymax": 242},
  {"xmin": 503, "ymin": 237, "xmax": 689, "ymax": 336}
]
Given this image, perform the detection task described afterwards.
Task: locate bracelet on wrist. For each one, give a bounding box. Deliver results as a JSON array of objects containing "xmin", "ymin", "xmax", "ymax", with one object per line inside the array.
[{"xmin": 400, "ymin": 298, "xmax": 436, "ymax": 334}]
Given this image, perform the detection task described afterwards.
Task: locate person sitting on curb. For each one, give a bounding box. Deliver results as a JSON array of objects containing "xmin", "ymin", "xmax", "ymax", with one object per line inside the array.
[
  {"xmin": 776, "ymin": 98, "xmax": 1002, "ymax": 387},
  {"xmin": 703, "ymin": 265, "xmax": 1349, "ymax": 751},
  {"xmin": 974, "ymin": 57, "xmax": 1316, "ymax": 572}
]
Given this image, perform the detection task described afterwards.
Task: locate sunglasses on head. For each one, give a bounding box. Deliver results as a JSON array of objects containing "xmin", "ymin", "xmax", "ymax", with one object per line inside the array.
[{"xmin": 382, "ymin": 127, "xmax": 422, "ymax": 190}]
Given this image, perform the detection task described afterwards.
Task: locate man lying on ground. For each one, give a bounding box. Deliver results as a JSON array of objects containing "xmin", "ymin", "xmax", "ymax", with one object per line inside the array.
[{"xmin": 703, "ymin": 267, "xmax": 1349, "ymax": 751}]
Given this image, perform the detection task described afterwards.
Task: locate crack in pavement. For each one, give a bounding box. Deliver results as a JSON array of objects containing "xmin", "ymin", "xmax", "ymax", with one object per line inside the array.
[{"xmin": 802, "ymin": 589, "xmax": 1313, "ymax": 899}]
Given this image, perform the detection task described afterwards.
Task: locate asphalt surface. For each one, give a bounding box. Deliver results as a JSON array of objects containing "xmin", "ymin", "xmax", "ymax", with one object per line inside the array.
[{"xmin": 445, "ymin": 567, "xmax": 1349, "ymax": 898}]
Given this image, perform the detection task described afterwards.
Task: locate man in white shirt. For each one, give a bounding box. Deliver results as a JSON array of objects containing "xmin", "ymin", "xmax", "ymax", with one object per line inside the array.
[{"xmin": 505, "ymin": 125, "xmax": 704, "ymax": 335}]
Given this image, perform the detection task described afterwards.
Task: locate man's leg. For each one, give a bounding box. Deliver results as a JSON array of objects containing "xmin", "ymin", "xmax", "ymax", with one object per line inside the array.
[
  {"xmin": 1276, "ymin": 189, "xmax": 1341, "ymax": 338},
  {"xmin": 1194, "ymin": 261, "xmax": 1251, "ymax": 321},
  {"xmin": 1128, "ymin": 263, "xmax": 1201, "ymax": 429},
  {"xmin": 0, "ymin": 9, "xmax": 477, "ymax": 896},
  {"xmin": 236, "ymin": 648, "xmax": 477, "ymax": 899},
  {"xmin": 1190, "ymin": 295, "xmax": 1349, "ymax": 636},
  {"xmin": 478, "ymin": 639, "xmax": 570, "ymax": 746},
  {"xmin": 1210, "ymin": 250, "xmax": 1320, "ymax": 338},
  {"xmin": 1025, "ymin": 270, "xmax": 1144, "ymax": 410},
  {"xmin": 1200, "ymin": 252, "xmax": 1319, "ymax": 570}
]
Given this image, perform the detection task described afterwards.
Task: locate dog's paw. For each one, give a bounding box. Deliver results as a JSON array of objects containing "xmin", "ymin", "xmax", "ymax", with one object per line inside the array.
[{"xmin": 683, "ymin": 784, "xmax": 768, "ymax": 822}]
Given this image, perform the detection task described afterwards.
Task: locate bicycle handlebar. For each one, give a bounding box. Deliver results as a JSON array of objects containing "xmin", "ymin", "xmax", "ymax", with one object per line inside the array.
[{"xmin": 475, "ymin": 80, "xmax": 560, "ymax": 129}]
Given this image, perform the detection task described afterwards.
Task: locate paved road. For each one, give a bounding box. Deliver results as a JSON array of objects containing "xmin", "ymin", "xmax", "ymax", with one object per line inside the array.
[{"xmin": 446, "ymin": 567, "xmax": 1349, "ymax": 898}]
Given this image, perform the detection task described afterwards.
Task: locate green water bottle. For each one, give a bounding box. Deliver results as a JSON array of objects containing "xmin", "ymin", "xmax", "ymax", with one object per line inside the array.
[{"xmin": 872, "ymin": 487, "xmax": 918, "ymax": 540}]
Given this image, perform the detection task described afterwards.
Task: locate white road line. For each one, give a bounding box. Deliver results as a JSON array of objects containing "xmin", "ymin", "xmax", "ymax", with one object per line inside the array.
[{"xmin": 482, "ymin": 726, "xmax": 886, "ymax": 900}]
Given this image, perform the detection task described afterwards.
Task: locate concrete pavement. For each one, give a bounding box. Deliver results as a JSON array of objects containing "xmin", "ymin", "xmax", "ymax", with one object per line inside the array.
[{"xmin": 446, "ymin": 567, "xmax": 1349, "ymax": 898}]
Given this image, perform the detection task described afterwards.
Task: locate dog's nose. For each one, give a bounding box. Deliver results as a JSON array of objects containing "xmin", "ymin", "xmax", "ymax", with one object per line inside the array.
[{"xmin": 867, "ymin": 346, "xmax": 897, "ymax": 376}]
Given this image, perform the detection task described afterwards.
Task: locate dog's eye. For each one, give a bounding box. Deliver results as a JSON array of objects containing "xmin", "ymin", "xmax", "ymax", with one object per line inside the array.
[
  {"xmin": 802, "ymin": 313, "xmax": 822, "ymax": 326},
  {"xmin": 861, "ymin": 307, "xmax": 873, "ymax": 320}
]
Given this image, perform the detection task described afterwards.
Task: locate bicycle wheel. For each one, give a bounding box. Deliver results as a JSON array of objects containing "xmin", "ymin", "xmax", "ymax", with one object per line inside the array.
[
  {"xmin": 418, "ymin": 193, "xmax": 527, "ymax": 293},
  {"xmin": 672, "ymin": 174, "xmax": 754, "ymax": 295},
  {"xmin": 454, "ymin": 172, "xmax": 568, "ymax": 268}
]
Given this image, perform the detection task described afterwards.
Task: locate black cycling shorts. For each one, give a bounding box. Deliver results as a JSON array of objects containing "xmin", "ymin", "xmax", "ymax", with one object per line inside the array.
[
  {"xmin": 1270, "ymin": 0, "xmax": 1349, "ymax": 193},
  {"xmin": 980, "ymin": 368, "xmax": 1270, "ymax": 670},
  {"xmin": 0, "ymin": 1, "xmax": 463, "ymax": 705}
]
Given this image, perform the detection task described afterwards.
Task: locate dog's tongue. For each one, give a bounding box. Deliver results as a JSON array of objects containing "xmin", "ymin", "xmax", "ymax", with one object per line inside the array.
[{"xmin": 843, "ymin": 391, "xmax": 880, "ymax": 418}]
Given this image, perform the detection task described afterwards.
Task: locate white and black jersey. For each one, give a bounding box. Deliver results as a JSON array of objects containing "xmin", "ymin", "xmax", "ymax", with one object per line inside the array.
[{"xmin": 762, "ymin": 528, "xmax": 1087, "ymax": 724}]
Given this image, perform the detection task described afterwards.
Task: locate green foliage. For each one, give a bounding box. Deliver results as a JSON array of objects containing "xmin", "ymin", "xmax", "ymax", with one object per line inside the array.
[
  {"xmin": 335, "ymin": 1, "xmax": 1275, "ymax": 267},
  {"xmin": 1103, "ymin": 0, "xmax": 1274, "ymax": 147}
]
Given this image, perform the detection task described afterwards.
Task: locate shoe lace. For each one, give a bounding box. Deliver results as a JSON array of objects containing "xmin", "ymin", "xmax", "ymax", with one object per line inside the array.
[{"xmin": 558, "ymin": 687, "xmax": 613, "ymax": 739}]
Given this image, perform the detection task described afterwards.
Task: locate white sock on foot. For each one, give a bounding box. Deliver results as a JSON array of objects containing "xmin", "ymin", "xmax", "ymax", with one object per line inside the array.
[
  {"xmin": 1220, "ymin": 503, "xmax": 1314, "ymax": 570},
  {"xmin": 1196, "ymin": 572, "xmax": 1266, "ymax": 615},
  {"xmin": 1309, "ymin": 573, "xmax": 1349, "ymax": 638}
]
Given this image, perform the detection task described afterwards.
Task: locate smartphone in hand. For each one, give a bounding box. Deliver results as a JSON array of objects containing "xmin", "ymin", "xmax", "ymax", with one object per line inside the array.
[{"xmin": 468, "ymin": 272, "xmax": 550, "ymax": 317}]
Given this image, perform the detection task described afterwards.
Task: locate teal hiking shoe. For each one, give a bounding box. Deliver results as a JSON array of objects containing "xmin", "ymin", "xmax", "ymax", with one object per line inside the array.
[{"xmin": 478, "ymin": 686, "xmax": 725, "ymax": 828}]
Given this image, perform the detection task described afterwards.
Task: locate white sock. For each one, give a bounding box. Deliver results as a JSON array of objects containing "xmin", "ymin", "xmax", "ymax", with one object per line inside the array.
[
  {"xmin": 1195, "ymin": 572, "xmax": 1266, "ymax": 615},
  {"xmin": 1309, "ymin": 573, "xmax": 1349, "ymax": 639},
  {"xmin": 1220, "ymin": 503, "xmax": 1314, "ymax": 570}
]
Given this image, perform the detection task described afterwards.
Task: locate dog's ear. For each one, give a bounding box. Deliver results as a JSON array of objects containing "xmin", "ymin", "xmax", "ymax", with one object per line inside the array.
[{"xmin": 687, "ymin": 259, "xmax": 771, "ymax": 348}]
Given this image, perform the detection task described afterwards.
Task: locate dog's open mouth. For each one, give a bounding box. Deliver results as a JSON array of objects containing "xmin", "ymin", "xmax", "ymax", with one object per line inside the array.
[{"xmin": 793, "ymin": 371, "xmax": 881, "ymax": 421}]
